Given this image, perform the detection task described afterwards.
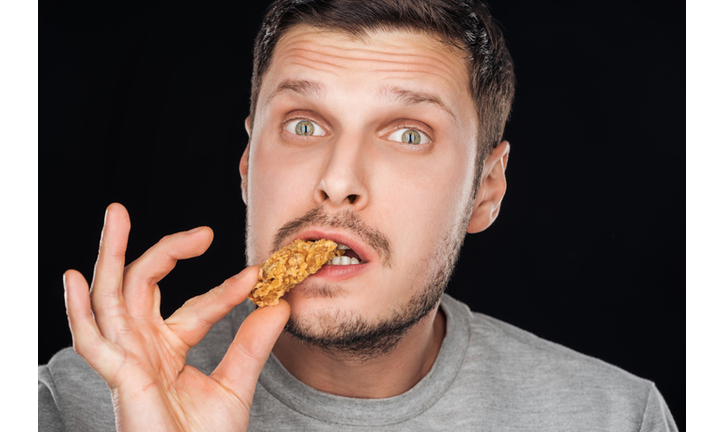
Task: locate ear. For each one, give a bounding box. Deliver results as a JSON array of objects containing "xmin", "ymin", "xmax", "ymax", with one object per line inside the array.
[
  {"xmin": 245, "ymin": 115, "xmax": 252, "ymax": 137},
  {"xmin": 240, "ymin": 117, "xmax": 252, "ymax": 205},
  {"xmin": 467, "ymin": 141, "xmax": 510, "ymax": 234}
]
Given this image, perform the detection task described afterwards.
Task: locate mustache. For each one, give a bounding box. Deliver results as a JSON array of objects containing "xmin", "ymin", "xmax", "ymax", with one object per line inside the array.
[{"xmin": 272, "ymin": 207, "xmax": 393, "ymax": 267}]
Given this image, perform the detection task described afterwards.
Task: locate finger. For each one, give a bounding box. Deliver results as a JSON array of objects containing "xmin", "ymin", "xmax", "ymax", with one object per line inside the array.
[
  {"xmin": 65, "ymin": 270, "xmax": 123, "ymax": 384},
  {"xmin": 210, "ymin": 299, "xmax": 290, "ymax": 403},
  {"xmin": 165, "ymin": 266, "xmax": 259, "ymax": 348},
  {"xmin": 89, "ymin": 203, "xmax": 131, "ymax": 338},
  {"xmin": 122, "ymin": 226, "xmax": 213, "ymax": 318}
]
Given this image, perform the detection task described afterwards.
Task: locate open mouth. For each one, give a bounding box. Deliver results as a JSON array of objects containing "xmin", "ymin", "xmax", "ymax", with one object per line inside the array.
[
  {"xmin": 326, "ymin": 243, "xmax": 364, "ymax": 266},
  {"xmin": 292, "ymin": 229, "xmax": 372, "ymax": 269}
]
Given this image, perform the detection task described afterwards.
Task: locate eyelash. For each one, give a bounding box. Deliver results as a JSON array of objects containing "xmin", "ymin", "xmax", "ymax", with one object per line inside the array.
[
  {"xmin": 282, "ymin": 117, "xmax": 432, "ymax": 147},
  {"xmin": 386, "ymin": 126, "xmax": 432, "ymax": 145},
  {"xmin": 284, "ymin": 118, "xmax": 327, "ymax": 137}
]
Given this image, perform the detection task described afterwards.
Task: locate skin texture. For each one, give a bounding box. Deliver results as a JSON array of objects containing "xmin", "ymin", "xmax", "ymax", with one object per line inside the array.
[
  {"xmin": 241, "ymin": 27, "xmax": 509, "ymax": 398},
  {"xmin": 63, "ymin": 27, "xmax": 509, "ymax": 431},
  {"xmin": 64, "ymin": 204, "xmax": 290, "ymax": 431}
]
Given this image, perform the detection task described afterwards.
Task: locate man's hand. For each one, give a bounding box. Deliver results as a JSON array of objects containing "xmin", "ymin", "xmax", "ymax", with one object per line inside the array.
[{"xmin": 63, "ymin": 203, "xmax": 290, "ymax": 431}]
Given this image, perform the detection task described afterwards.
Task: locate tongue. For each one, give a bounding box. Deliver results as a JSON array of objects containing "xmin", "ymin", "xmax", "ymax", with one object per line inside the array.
[{"xmin": 342, "ymin": 249, "xmax": 361, "ymax": 261}]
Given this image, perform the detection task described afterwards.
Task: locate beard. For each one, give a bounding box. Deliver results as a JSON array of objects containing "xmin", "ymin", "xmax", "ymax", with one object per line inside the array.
[
  {"xmin": 246, "ymin": 190, "xmax": 475, "ymax": 361},
  {"xmin": 280, "ymin": 205, "xmax": 471, "ymax": 361},
  {"xmin": 283, "ymin": 245, "xmax": 459, "ymax": 361}
]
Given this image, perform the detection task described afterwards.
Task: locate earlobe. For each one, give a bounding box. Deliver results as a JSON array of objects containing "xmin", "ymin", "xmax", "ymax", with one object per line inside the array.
[{"xmin": 467, "ymin": 141, "xmax": 510, "ymax": 234}]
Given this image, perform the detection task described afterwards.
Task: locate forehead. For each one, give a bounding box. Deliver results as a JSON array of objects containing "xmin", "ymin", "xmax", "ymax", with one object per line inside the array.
[{"xmin": 259, "ymin": 25, "xmax": 474, "ymax": 118}]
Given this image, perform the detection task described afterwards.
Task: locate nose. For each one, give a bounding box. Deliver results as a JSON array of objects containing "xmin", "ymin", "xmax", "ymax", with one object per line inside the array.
[{"xmin": 314, "ymin": 133, "xmax": 369, "ymax": 210}]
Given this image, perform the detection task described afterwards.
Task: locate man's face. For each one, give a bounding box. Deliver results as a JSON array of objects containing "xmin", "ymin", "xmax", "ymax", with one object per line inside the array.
[{"xmin": 242, "ymin": 26, "xmax": 479, "ymax": 347}]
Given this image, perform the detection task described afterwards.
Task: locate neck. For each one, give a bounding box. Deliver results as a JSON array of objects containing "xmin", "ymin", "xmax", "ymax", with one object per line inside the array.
[{"xmin": 272, "ymin": 304, "xmax": 447, "ymax": 399}]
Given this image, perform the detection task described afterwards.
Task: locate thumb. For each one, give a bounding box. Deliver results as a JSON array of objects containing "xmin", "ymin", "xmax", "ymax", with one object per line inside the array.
[{"xmin": 210, "ymin": 300, "xmax": 290, "ymax": 402}]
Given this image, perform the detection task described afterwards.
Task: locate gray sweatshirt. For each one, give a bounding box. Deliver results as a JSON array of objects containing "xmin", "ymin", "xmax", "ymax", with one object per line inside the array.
[{"xmin": 39, "ymin": 295, "xmax": 678, "ymax": 431}]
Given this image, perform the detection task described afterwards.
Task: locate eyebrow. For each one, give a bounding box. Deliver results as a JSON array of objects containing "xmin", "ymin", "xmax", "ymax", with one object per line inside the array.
[
  {"xmin": 266, "ymin": 79, "xmax": 325, "ymax": 105},
  {"xmin": 266, "ymin": 79, "xmax": 456, "ymax": 120},
  {"xmin": 377, "ymin": 85, "xmax": 456, "ymax": 120}
]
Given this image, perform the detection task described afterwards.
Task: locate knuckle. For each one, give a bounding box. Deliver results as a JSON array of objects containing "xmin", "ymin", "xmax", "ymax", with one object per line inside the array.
[
  {"xmin": 231, "ymin": 338, "xmax": 265, "ymax": 363},
  {"xmin": 193, "ymin": 311, "xmax": 215, "ymax": 330},
  {"xmin": 181, "ymin": 295, "xmax": 201, "ymax": 309},
  {"xmin": 207, "ymin": 282, "xmax": 239, "ymax": 312},
  {"xmin": 159, "ymin": 233, "xmax": 176, "ymax": 247},
  {"xmin": 98, "ymin": 239, "xmax": 126, "ymax": 260},
  {"xmin": 71, "ymin": 329, "xmax": 99, "ymax": 359}
]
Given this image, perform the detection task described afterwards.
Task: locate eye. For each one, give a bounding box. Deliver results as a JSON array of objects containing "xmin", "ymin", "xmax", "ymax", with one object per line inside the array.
[
  {"xmin": 285, "ymin": 119, "xmax": 326, "ymax": 136},
  {"xmin": 387, "ymin": 128, "xmax": 430, "ymax": 145}
]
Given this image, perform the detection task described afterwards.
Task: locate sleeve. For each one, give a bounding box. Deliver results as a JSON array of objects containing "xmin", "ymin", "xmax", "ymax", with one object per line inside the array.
[
  {"xmin": 38, "ymin": 365, "xmax": 65, "ymax": 432},
  {"xmin": 638, "ymin": 383, "xmax": 679, "ymax": 432}
]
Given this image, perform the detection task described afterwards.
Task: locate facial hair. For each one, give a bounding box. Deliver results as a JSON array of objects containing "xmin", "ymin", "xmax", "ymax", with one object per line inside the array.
[{"xmin": 263, "ymin": 203, "xmax": 472, "ymax": 361}]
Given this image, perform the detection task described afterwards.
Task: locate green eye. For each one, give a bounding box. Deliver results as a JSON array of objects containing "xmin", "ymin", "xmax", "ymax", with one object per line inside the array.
[
  {"xmin": 402, "ymin": 130, "xmax": 421, "ymax": 144},
  {"xmin": 387, "ymin": 128, "xmax": 430, "ymax": 145},
  {"xmin": 285, "ymin": 119, "xmax": 326, "ymax": 137},
  {"xmin": 295, "ymin": 121, "xmax": 315, "ymax": 136}
]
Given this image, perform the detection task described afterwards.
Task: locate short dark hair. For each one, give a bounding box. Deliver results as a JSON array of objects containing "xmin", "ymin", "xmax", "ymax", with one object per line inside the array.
[{"xmin": 249, "ymin": 0, "xmax": 515, "ymax": 186}]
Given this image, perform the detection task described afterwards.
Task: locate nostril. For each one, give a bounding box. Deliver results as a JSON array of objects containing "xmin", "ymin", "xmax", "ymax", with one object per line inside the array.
[{"xmin": 314, "ymin": 177, "xmax": 365, "ymax": 207}]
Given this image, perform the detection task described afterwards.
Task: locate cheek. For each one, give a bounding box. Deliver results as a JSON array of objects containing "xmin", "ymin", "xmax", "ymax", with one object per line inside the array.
[
  {"xmin": 246, "ymin": 141, "xmax": 318, "ymax": 258},
  {"xmin": 249, "ymin": 153, "xmax": 298, "ymax": 209},
  {"xmin": 375, "ymin": 148, "xmax": 473, "ymax": 238},
  {"xmin": 374, "ymin": 159, "xmax": 471, "ymax": 291}
]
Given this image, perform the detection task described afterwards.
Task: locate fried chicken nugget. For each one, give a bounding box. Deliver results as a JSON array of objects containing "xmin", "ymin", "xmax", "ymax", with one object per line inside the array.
[{"xmin": 248, "ymin": 239, "xmax": 344, "ymax": 307}]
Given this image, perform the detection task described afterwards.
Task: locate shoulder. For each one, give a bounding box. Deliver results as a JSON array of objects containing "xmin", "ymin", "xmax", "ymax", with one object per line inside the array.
[
  {"xmin": 472, "ymin": 306, "xmax": 649, "ymax": 391},
  {"xmin": 441, "ymin": 295, "xmax": 678, "ymax": 430},
  {"xmin": 40, "ymin": 347, "xmax": 105, "ymax": 388},
  {"xmin": 39, "ymin": 348, "xmax": 115, "ymax": 432},
  {"xmin": 445, "ymin": 295, "xmax": 650, "ymax": 390}
]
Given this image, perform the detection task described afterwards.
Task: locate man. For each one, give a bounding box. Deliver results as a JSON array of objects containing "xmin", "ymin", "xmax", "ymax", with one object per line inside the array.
[{"xmin": 39, "ymin": 0, "xmax": 678, "ymax": 430}]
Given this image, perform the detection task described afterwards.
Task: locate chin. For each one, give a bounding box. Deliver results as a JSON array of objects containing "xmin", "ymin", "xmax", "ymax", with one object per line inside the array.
[
  {"xmin": 285, "ymin": 284, "xmax": 370, "ymax": 319},
  {"xmin": 281, "ymin": 284, "xmax": 439, "ymax": 359},
  {"xmin": 286, "ymin": 286, "xmax": 358, "ymax": 316}
]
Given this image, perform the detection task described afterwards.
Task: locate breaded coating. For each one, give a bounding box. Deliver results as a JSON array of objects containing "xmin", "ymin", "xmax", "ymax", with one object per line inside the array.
[{"xmin": 248, "ymin": 239, "xmax": 344, "ymax": 307}]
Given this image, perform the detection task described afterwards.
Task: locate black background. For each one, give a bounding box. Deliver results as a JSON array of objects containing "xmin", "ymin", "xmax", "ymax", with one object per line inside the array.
[{"xmin": 39, "ymin": 0, "xmax": 684, "ymax": 427}]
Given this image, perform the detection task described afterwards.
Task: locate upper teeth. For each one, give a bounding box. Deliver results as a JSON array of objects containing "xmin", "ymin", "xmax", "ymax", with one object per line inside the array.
[
  {"xmin": 327, "ymin": 256, "xmax": 360, "ymax": 265},
  {"xmin": 337, "ymin": 244, "xmax": 351, "ymax": 250}
]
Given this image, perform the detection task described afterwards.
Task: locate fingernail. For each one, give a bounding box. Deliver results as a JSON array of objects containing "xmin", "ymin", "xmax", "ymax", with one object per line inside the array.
[{"xmin": 187, "ymin": 227, "xmax": 204, "ymax": 234}]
